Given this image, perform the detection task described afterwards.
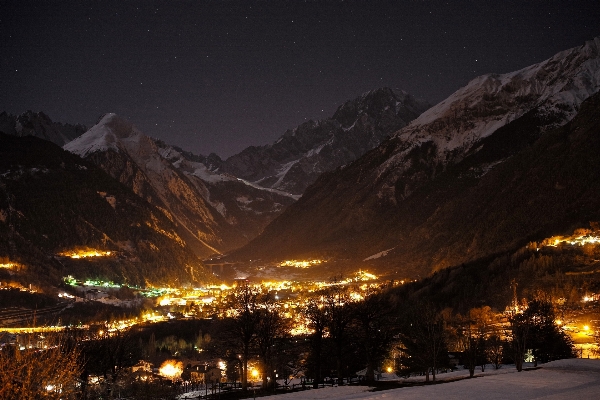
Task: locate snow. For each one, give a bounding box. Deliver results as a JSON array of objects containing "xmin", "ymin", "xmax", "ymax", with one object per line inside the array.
[
  {"xmin": 63, "ymin": 113, "xmax": 121, "ymax": 156},
  {"xmin": 179, "ymin": 360, "xmax": 600, "ymax": 400},
  {"xmin": 272, "ymin": 160, "xmax": 300, "ymax": 189},
  {"xmin": 363, "ymin": 248, "xmax": 395, "ymax": 261},
  {"xmin": 187, "ymin": 161, "xmax": 232, "ymax": 184},
  {"xmin": 237, "ymin": 177, "xmax": 300, "ymax": 200},
  {"xmin": 305, "ymin": 142, "xmax": 327, "ymax": 157},
  {"xmin": 371, "ymin": 37, "xmax": 600, "ymax": 203}
]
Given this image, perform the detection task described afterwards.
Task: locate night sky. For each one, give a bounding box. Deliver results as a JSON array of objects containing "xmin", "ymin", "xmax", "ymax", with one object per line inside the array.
[{"xmin": 1, "ymin": 1, "xmax": 599, "ymax": 158}]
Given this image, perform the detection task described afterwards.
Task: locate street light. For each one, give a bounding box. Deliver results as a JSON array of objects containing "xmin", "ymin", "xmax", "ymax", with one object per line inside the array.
[{"xmin": 251, "ymin": 368, "xmax": 259, "ymax": 400}]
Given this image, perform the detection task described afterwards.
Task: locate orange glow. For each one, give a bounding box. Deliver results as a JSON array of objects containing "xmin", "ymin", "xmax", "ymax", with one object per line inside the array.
[
  {"xmin": 279, "ymin": 259, "xmax": 323, "ymax": 268},
  {"xmin": 542, "ymin": 233, "xmax": 600, "ymax": 248},
  {"xmin": 58, "ymin": 249, "xmax": 112, "ymax": 259},
  {"xmin": 159, "ymin": 360, "xmax": 183, "ymax": 380}
]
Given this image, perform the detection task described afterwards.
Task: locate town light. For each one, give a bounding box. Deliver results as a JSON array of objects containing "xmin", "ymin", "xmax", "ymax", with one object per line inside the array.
[{"xmin": 159, "ymin": 360, "xmax": 183, "ymax": 380}]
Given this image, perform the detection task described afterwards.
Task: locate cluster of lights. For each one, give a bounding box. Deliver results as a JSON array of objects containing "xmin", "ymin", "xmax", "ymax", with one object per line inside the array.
[
  {"xmin": 582, "ymin": 295, "xmax": 597, "ymax": 303},
  {"xmin": 159, "ymin": 360, "xmax": 183, "ymax": 380},
  {"xmin": 542, "ymin": 234, "xmax": 600, "ymax": 248},
  {"xmin": 50, "ymin": 269, "xmax": 389, "ymax": 339},
  {"xmin": 259, "ymin": 280, "xmax": 293, "ymax": 291},
  {"xmin": 58, "ymin": 249, "xmax": 112, "ymax": 259},
  {"xmin": 279, "ymin": 259, "xmax": 323, "ymax": 269},
  {"xmin": 143, "ymin": 312, "xmax": 166, "ymax": 323},
  {"xmin": 314, "ymin": 272, "xmax": 379, "ymax": 289},
  {"xmin": 0, "ymin": 262, "xmax": 17, "ymax": 269}
]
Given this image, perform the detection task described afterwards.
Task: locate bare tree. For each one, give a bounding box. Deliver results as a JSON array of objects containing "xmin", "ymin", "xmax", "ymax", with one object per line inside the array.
[
  {"xmin": 353, "ymin": 288, "xmax": 394, "ymax": 382},
  {"xmin": 509, "ymin": 310, "xmax": 529, "ymax": 371},
  {"xmin": 255, "ymin": 292, "xmax": 289, "ymax": 390},
  {"xmin": 0, "ymin": 333, "xmax": 81, "ymax": 400},
  {"xmin": 452, "ymin": 306, "xmax": 496, "ymax": 377},
  {"xmin": 486, "ymin": 333, "xmax": 505, "ymax": 370},
  {"xmin": 398, "ymin": 302, "xmax": 448, "ymax": 382},
  {"xmin": 323, "ymin": 280, "xmax": 354, "ymax": 382},
  {"xmin": 302, "ymin": 295, "xmax": 328, "ymax": 388},
  {"xmin": 227, "ymin": 282, "xmax": 260, "ymax": 391}
]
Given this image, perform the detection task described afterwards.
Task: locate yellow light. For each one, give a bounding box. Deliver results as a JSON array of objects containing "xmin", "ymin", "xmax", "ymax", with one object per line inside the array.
[
  {"xmin": 58, "ymin": 249, "xmax": 112, "ymax": 259},
  {"xmin": 159, "ymin": 297, "xmax": 171, "ymax": 306},
  {"xmin": 251, "ymin": 369, "xmax": 259, "ymax": 378},
  {"xmin": 159, "ymin": 360, "xmax": 183, "ymax": 379},
  {"xmin": 387, "ymin": 367, "xmax": 393, "ymax": 373},
  {"xmin": 555, "ymin": 319, "xmax": 562, "ymax": 326},
  {"xmin": 584, "ymin": 325, "xmax": 590, "ymax": 331}
]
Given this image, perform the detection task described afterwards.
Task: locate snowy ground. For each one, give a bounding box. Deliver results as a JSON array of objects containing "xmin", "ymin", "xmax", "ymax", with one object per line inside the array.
[{"xmin": 179, "ymin": 359, "xmax": 600, "ymax": 399}]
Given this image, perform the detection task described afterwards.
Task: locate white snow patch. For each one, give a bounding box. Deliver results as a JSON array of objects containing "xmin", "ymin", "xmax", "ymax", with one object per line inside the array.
[
  {"xmin": 237, "ymin": 178, "xmax": 300, "ymax": 200},
  {"xmin": 179, "ymin": 360, "xmax": 600, "ymax": 400},
  {"xmin": 188, "ymin": 161, "xmax": 233, "ymax": 183},
  {"xmin": 363, "ymin": 248, "xmax": 395, "ymax": 261},
  {"xmin": 272, "ymin": 159, "xmax": 299, "ymax": 188}
]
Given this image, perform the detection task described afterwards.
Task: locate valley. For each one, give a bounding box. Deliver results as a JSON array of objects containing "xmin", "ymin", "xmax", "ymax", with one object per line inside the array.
[{"xmin": 2, "ymin": 33, "xmax": 600, "ymax": 399}]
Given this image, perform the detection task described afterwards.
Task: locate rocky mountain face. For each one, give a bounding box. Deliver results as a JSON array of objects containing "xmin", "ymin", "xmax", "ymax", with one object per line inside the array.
[
  {"xmin": 63, "ymin": 114, "xmax": 295, "ymax": 258},
  {"xmin": 231, "ymin": 37, "xmax": 600, "ymax": 278},
  {"xmin": 217, "ymin": 88, "xmax": 430, "ymax": 195},
  {"xmin": 0, "ymin": 111, "xmax": 86, "ymax": 146},
  {"xmin": 0, "ymin": 133, "xmax": 209, "ymax": 288}
]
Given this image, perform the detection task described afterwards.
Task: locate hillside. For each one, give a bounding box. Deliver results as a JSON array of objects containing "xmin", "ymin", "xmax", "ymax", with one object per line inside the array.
[{"xmin": 0, "ymin": 133, "xmax": 211, "ymax": 288}]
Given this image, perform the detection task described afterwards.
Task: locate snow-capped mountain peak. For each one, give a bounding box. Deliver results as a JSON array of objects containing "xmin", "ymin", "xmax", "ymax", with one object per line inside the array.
[
  {"xmin": 64, "ymin": 113, "xmax": 145, "ymax": 157},
  {"xmin": 399, "ymin": 36, "xmax": 600, "ymax": 154},
  {"xmin": 63, "ymin": 114, "xmax": 296, "ymax": 257},
  {"xmin": 221, "ymin": 87, "xmax": 430, "ymax": 195}
]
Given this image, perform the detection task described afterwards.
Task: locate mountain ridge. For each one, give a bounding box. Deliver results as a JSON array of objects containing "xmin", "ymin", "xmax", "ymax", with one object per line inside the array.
[
  {"xmin": 217, "ymin": 87, "xmax": 430, "ymax": 195},
  {"xmin": 229, "ymin": 36, "xmax": 600, "ymax": 279},
  {"xmin": 0, "ymin": 110, "xmax": 87, "ymax": 147},
  {"xmin": 64, "ymin": 114, "xmax": 296, "ymax": 257}
]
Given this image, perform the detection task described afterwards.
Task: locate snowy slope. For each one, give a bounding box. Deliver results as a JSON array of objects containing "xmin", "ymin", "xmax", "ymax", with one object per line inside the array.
[{"xmin": 376, "ymin": 37, "xmax": 600, "ymax": 201}]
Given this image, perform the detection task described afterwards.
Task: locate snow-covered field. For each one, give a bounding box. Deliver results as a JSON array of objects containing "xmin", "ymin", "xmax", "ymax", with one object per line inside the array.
[{"xmin": 179, "ymin": 359, "xmax": 600, "ymax": 400}]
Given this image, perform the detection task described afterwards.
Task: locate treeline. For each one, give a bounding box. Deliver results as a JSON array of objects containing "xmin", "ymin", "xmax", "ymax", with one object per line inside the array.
[{"xmin": 0, "ymin": 132, "xmax": 211, "ymax": 289}]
